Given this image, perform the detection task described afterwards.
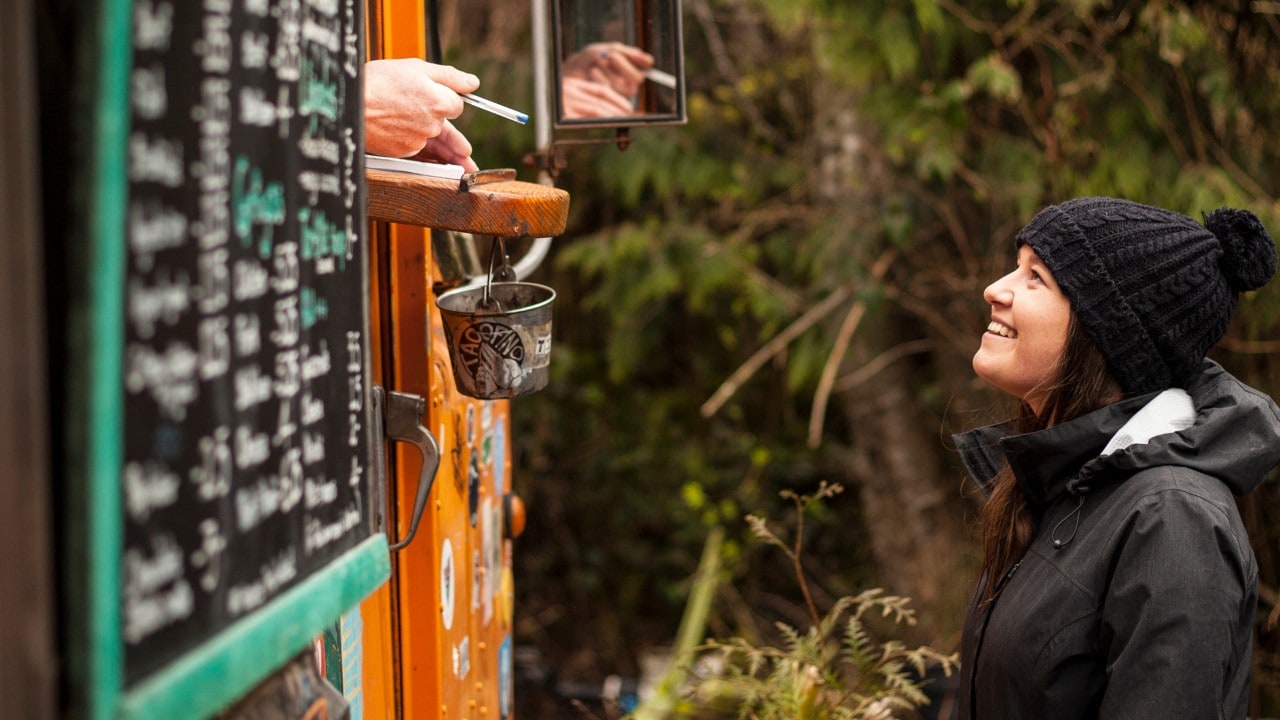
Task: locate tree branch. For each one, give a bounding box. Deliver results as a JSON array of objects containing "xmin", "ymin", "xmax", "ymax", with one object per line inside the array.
[
  {"xmin": 807, "ymin": 250, "xmax": 897, "ymax": 448},
  {"xmin": 701, "ymin": 283, "xmax": 854, "ymax": 418},
  {"xmin": 834, "ymin": 339, "xmax": 935, "ymax": 393}
]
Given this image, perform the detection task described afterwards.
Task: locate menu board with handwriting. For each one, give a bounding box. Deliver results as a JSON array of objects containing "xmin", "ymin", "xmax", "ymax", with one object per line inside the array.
[{"xmin": 118, "ymin": 0, "xmax": 375, "ymax": 689}]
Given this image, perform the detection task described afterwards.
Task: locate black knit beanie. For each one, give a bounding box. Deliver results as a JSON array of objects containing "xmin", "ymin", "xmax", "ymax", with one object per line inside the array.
[{"xmin": 1015, "ymin": 197, "xmax": 1278, "ymax": 395}]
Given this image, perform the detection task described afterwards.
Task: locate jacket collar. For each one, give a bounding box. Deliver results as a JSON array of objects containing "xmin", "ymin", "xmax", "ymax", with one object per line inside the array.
[
  {"xmin": 953, "ymin": 393, "xmax": 1158, "ymax": 507},
  {"xmin": 955, "ymin": 360, "xmax": 1280, "ymax": 507}
]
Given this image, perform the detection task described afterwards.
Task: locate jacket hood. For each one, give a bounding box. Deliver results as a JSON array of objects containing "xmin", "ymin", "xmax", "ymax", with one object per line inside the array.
[{"xmin": 954, "ymin": 360, "xmax": 1280, "ymax": 504}]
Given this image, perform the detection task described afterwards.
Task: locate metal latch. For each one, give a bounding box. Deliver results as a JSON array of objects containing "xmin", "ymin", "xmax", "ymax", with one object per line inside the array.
[{"xmin": 372, "ymin": 385, "xmax": 441, "ymax": 551}]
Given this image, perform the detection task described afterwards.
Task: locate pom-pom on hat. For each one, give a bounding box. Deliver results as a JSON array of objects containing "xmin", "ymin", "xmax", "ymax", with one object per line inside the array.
[{"xmin": 1015, "ymin": 197, "xmax": 1278, "ymax": 395}]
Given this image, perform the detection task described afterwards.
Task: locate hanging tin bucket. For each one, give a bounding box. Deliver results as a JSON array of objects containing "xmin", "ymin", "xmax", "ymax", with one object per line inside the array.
[{"xmin": 436, "ymin": 238, "xmax": 556, "ymax": 399}]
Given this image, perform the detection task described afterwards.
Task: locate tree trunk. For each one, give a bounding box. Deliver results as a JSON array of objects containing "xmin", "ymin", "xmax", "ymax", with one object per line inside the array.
[{"xmin": 840, "ymin": 359, "xmax": 978, "ymax": 648}]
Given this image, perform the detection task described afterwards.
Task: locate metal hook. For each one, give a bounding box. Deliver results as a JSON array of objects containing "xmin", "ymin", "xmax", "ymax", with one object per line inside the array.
[{"xmin": 481, "ymin": 237, "xmax": 515, "ymax": 312}]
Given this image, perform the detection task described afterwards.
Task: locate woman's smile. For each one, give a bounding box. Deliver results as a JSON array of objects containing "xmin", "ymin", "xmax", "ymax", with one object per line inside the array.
[{"xmin": 985, "ymin": 319, "xmax": 1017, "ymax": 339}]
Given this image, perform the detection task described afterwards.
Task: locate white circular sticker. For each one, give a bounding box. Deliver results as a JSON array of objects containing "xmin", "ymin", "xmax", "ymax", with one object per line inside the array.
[{"xmin": 440, "ymin": 538, "xmax": 455, "ymax": 630}]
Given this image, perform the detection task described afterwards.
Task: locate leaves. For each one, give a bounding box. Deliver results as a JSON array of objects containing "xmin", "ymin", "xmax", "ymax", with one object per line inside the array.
[{"xmin": 688, "ymin": 487, "xmax": 956, "ymax": 719}]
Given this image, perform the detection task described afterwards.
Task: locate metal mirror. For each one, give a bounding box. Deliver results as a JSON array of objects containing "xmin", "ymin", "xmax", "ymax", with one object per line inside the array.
[{"xmin": 551, "ymin": 0, "xmax": 686, "ymax": 128}]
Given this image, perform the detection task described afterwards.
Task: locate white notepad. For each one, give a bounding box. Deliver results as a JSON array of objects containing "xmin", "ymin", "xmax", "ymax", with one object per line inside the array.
[{"xmin": 364, "ymin": 154, "xmax": 466, "ymax": 180}]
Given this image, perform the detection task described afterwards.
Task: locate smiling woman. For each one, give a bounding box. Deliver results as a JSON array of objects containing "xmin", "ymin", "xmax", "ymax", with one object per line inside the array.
[
  {"xmin": 972, "ymin": 244, "xmax": 1073, "ymax": 413},
  {"xmin": 953, "ymin": 197, "xmax": 1280, "ymax": 720}
]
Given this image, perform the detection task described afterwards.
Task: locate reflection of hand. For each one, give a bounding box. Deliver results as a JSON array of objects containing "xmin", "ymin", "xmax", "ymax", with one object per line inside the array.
[
  {"xmin": 562, "ymin": 41, "xmax": 655, "ymax": 98},
  {"xmin": 561, "ymin": 76, "xmax": 635, "ymax": 119},
  {"xmin": 364, "ymin": 58, "xmax": 480, "ymax": 169}
]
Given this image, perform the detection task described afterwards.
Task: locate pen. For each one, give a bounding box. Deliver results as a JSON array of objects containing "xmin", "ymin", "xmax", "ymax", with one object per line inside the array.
[
  {"xmin": 643, "ymin": 68, "xmax": 677, "ymax": 90},
  {"xmin": 462, "ymin": 93, "xmax": 529, "ymax": 124}
]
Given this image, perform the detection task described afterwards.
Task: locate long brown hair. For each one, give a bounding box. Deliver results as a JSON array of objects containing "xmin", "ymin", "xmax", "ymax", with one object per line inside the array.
[{"xmin": 976, "ymin": 313, "xmax": 1123, "ymax": 604}]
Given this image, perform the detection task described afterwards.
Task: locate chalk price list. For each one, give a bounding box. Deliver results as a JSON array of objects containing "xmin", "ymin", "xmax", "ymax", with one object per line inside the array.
[{"xmin": 121, "ymin": 0, "xmax": 368, "ymax": 684}]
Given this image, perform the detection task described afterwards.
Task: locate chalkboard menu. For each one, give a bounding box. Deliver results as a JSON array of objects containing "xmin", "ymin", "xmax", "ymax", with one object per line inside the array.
[{"xmin": 119, "ymin": 0, "xmax": 373, "ymax": 686}]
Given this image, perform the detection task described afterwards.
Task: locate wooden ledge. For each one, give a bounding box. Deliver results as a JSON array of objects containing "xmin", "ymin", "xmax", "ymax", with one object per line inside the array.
[{"xmin": 366, "ymin": 168, "xmax": 570, "ymax": 238}]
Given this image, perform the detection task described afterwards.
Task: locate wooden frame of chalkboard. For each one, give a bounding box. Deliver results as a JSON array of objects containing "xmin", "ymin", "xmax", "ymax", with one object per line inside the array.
[{"xmin": 64, "ymin": 0, "xmax": 390, "ymax": 718}]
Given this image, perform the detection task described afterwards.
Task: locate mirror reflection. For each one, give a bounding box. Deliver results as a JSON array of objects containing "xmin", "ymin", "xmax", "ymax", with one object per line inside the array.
[{"xmin": 553, "ymin": 0, "xmax": 685, "ymax": 127}]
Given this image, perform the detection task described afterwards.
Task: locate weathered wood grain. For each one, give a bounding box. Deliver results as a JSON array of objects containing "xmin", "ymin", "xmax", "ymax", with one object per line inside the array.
[{"xmin": 366, "ymin": 169, "xmax": 570, "ymax": 238}]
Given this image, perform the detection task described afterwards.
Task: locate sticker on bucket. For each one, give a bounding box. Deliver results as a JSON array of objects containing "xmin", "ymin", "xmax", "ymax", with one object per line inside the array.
[{"xmin": 437, "ymin": 282, "xmax": 556, "ymax": 399}]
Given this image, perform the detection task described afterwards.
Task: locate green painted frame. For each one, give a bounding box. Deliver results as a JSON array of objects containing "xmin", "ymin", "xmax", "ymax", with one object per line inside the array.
[{"xmin": 66, "ymin": 0, "xmax": 389, "ymax": 718}]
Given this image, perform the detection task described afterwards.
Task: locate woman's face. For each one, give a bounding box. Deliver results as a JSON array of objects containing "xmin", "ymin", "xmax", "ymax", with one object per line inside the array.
[{"xmin": 972, "ymin": 244, "xmax": 1072, "ymax": 411}]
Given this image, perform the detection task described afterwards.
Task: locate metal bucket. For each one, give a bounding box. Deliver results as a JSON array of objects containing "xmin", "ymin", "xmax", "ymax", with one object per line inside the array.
[{"xmin": 436, "ymin": 277, "xmax": 555, "ymax": 400}]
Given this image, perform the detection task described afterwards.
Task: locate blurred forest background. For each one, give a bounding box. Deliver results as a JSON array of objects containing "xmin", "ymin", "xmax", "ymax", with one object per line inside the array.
[{"xmin": 435, "ymin": 1, "xmax": 1280, "ymax": 716}]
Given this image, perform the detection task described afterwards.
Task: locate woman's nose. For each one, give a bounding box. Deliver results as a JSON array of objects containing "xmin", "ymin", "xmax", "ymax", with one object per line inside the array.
[{"xmin": 983, "ymin": 274, "xmax": 1013, "ymax": 305}]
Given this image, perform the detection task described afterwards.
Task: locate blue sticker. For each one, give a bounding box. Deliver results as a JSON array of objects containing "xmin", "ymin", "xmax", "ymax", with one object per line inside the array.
[
  {"xmin": 493, "ymin": 421, "xmax": 506, "ymax": 497},
  {"xmin": 499, "ymin": 635, "xmax": 512, "ymax": 720}
]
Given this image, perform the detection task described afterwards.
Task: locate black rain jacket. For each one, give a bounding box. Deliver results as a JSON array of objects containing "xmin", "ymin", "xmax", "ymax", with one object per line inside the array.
[{"xmin": 952, "ymin": 361, "xmax": 1280, "ymax": 720}]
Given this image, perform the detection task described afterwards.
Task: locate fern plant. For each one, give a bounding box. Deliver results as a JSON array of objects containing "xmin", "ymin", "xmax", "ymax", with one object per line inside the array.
[{"xmin": 687, "ymin": 482, "xmax": 957, "ymax": 720}]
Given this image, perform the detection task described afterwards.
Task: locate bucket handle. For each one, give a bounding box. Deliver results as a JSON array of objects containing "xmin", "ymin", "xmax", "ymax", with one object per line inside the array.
[{"xmin": 481, "ymin": 236, "xmax": 518, "ymax": 312}]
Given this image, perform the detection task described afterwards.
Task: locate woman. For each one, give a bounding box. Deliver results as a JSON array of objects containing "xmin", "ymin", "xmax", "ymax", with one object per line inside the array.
[{"xmin": 952, "ymin": 197, "xmax": 1280, "ymax": 719}]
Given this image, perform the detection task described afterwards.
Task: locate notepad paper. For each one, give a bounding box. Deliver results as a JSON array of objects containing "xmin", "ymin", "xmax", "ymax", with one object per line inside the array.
[{"xmin": 365, "ymin": 154, "xmax": 466, "ymax": 180}]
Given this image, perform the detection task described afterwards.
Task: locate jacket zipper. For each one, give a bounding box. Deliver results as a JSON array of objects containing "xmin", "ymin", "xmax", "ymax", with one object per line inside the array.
[{"xmin": 969, "ymin": 561, "xmax": 1021, "ymax": 720}]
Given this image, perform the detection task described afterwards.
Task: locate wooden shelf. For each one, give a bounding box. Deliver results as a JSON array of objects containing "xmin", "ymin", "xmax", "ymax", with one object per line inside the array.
[{"xmin": 366, "ymin": 168, "xmax": 570, "ymax": 238}]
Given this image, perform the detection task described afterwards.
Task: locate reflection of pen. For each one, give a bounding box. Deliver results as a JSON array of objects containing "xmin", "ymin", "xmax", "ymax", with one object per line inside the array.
[
  {"xmin": 462, "ymin": 94, "xmax": 529, "ymax": 124},
  {"xmin": 643, "ymin": 68, "xmax": 677, "ymax": 89}
]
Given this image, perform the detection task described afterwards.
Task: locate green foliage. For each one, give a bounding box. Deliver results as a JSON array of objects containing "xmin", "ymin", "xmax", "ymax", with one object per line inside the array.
[{"xmin": 683, "ymin": 485, "xmax": 957, "ymax": 719}]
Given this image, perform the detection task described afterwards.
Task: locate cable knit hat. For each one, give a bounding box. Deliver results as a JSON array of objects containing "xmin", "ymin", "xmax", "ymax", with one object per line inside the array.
[{"xmin": 1016, "ymin": 197, "xmax": 1278, "ymax": 395}]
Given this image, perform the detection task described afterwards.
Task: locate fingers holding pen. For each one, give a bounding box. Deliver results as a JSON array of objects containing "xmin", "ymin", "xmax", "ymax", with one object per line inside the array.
[{"xmin": 364, "ymin": 58, "xmax": 481, "ymax": 158}]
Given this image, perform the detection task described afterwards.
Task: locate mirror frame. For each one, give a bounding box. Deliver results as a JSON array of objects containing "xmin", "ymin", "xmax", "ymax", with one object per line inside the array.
[{"xmin": 550, "ymin": 0, "xmax": 687, "ymax": 129}]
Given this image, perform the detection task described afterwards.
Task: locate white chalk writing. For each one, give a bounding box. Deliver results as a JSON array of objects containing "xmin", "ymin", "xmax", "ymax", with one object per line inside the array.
[
  {"xmin": 301, "ymin": 390, "xmax": 324, "ymax": 425},
  {"xmin": 122, "ymin": 533, "xmax": 193, "ymax": 644},
  {"xmin": 234, "ymin": 364, "xmax": 272, "ymax": 411},
  {"xmin": 302, "ymin": 342, "xmax": 330, "ymax": 380},
  {"xmin": 298, "ymin": 132, "xmax": 339, "ymax": 163},
  {"xmin": 191, "ymin": 426, "xmax": 232, "ymax": 500},
  {"xmin": 233, "ymin": 312, "xmax": 261, "ymax": 357},
  {"xmin": 128, "ymin": 270, "xmax": 190, "ymax": 339},
  {"xmin": 133, "ymin": 0, "xmax": 174, "ymax": 51},
  {"xmin": 302, "ymin": 430, "xmax": 325, "ymax": 464},
  {"xmin": 123, "ymin": 461, "xmax": 181, "ymax": 522},
  {"xmin": 196, "ymin": 247, "xmax": 229, "ymax": 313},
  {"xmin": 198, "ymin": 315, "xmax": 231, "ymax": 380},
  {"xmin": 271, "ymin": 0, "xmax": 302, "ymax": 82},
  {"xmin": 270, "ymin": 241, "xmax": 300, "ymax": 293},
  {"xmin": 226, "ymin": 548, "xmax": 298, "ymax": 615},
  {"xmin": 189, "ymin": 519, "xmax": 227, "ymax": 592},
  {"xmin": 129, "ymin": 132, "xmax": 184, "ymax": 187},
  {"xmin": 304, "ymin": 476, "xmax": 337, "ymax": 509},
  {"xmin": 132, "ymin": 64, "xmax": 167, "ymax": 120},
  {"xmin": 129, "ymin": 201, "xmax": 188, "ymax": 270},
  {"xmin": 239, "ymin": 86, "xmax": 279, "ymax": 127},
  {"xmin": 240, "ymin": 31, "xmax": 270, "ymax": 68},
  {"xmin": 234, "ymin": 456, "xmax": 303, "ymax": 532},
  {"xmin": 298, "ymin": 170, "xmax": 340, "ymax": 204},
  {"xmin": 304, "ymin": 501, "xmax": 362, "ymax": 554},
  {"xmin": 234, "ymin": 423, "xmax": 270, "ymax": 469},
  {"xmin": 301, "ymin": 16, "xmax": 340, "ymax": 52},
  {"xmin": 195, "ymin": 3, "xmax": 232, "ymax": 73},
  {"xmin": 232, "ymin": 257, "xmax": 269, "ymax": 301},
  {"xmin": 125, "ymin": 341, "xmax": 199, "ymax": 421},
  {"xmin": 190, "ymin": 77, "xmax": 231, "ymax": 249}
]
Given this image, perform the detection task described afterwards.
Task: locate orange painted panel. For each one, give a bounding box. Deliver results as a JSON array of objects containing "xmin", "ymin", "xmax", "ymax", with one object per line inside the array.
[{"xmin": 361, "ymin": 0, "xmax": 521, "ymax": 717}]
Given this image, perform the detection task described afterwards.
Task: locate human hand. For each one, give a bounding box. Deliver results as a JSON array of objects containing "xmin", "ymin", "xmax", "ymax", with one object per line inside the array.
[
  {"xmin": 561, "ymin": 42, "xmax": 655, "ymax": 98},
  {"xmin": 409, "ymin": 120, "xmax": 478, "ymax": 172},
  {"xmin": 364, "ymin": 58, "xmax": 480, "ymax": 162},
  {"xmin": 560, "ymin": 76, "xmax": 635, "ymax": 119}
]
